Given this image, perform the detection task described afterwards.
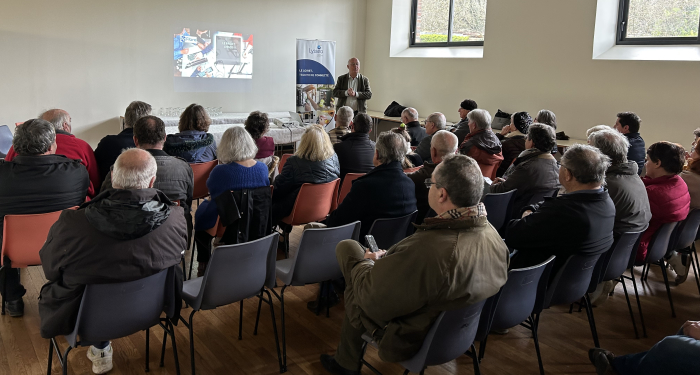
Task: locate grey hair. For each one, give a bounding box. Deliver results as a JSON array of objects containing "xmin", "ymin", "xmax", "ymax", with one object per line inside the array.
[
  {"xmin": 586, "ymin": 125, "xmax": 611, "ymax": 137},
  {"xmin": 467, "ymin": 109, "xmax": 492, "ymax": 130},
  {"xmin": 124, "ymin": 101, "xmax": 152, "ymax": 128},
  {"xmin": 402, "ymin": 107, "xmax": 418, "ymax": 121},
  {"xmin": 433, "ymin": 154, "xmax": 484, "ymax": 207},
  {"xmin": 336, "ymin": 106, "xmax": 353, "ymax": 127},
  {"xmin": 376, "ymin": 131, "xmax": 407, "ymax": 164},
  {"xmin": 527, "ymin": 123, "xmax": 556, "ymax": 153},
  {"xmin": 588, "ymin": 129, "xmax": 629, "ymax": 165},
  {"xmin": 561, "ymin": 144, "xmax": 611, "ymax": 184},
  {"xmin": 535, "ymin": 109, "xmax": 557, "ymax": 129},
  {"xmin": 431, "ymin": 130, "xmax": 458, "ymax": 157},
  {"xmin": 218, "ymin": 126, "xmax": 258, "ymax": 164},
  {"xmin": 427, "ymin": 112, "xmax": 446, "ymax": 130},
  {"xmin": 40, "ymin": 109, "xmax": 70, "ymax": 131},
  {"xmin": 13, "ymin": 119, "xmax": 56, "ymax": 156},
  {"xmin": 112, "ymin": 148, "xmax": 158, "ymax": 189}
]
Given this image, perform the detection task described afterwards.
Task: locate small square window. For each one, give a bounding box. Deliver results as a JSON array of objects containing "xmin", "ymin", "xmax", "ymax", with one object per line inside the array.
[{"xmin": 411, "ymin": 0, "xmax": 487, "ymax": 47}]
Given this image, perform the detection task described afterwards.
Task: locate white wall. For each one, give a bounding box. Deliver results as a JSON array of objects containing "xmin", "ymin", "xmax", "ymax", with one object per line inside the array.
[
  {"xmin": 0, "ymin": 0, "xmax": 366, "ymax": 146},
  {"xmin": 364, "ymin": 0, "xmax": 700, "ymax": 146}
]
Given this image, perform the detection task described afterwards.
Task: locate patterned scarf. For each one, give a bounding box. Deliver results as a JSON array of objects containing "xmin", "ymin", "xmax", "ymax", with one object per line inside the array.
[{"xmin": 435, "ymin": 203, "xmax": 487, "ymax": 220}]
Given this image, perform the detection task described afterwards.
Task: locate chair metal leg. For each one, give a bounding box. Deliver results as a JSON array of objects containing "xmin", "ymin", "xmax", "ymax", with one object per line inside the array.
[
  {"xmin": 167, "ymin": 320, "xmax": 181, "ymax": 375},
  {"xmin": 478, "ymin": 336, "xmax": 488, "ymax": 361},
  {"xmin": 620, "ymin": 276, "xmax": 639, "ymax": 339},
  {"xmin": 403, "ymin": 370, "xmax": 409, "ymax": 375},
  {"xmin": 583, "ymin": 294, "xmax": 600, "ymax": 348},
  {"xmin": 188, "ymin": 311, "xmax": 197, "ymax": 375},
  {"xmin": 279, "ymin": 286, "xmax": 288, "ymax": 372},
  {"xmin": 62, "ymin": 346, "xmax": 72, "ymax": 375},
  {"xmin": 531, "ymin": 313, "xmax": 544, "ymax": 375},
  {"xmin": 146, "ymin": 328, "xmax": 150, "ymax": 372},
  {"xmin": 658, "ymin": 260, "xmax": 676, "ymax": 317},
  {"xmin": 643, "ymin": 263, "xmax": 651, "ymax": 282},
  {"xmin": 160, "ymin": 327, "xmax": 168, "ymax": 367},
  {"xmin": 1, "ymin": 266, "xmax": 6, "ymax": 315},
  {"xmin": 254, "ymin": 290, "xmax": 264, "ymax": 335},
  {"xmin": 690, "ymin": 247, "xmax": 700, "ymax": 295},
  {"xmin": 263, "ymin": 289, "xmax": 285, "ymax": 373},
  {"xmin": 239, "ymin": 300, "xmax": 244, "ymax": 340},
  {"xmin": 471, "ymin": 344, "xmax": 481, "ymax": 375},
  {"xmin": 47, "ymin": 339, "xmax": 54, "ymax": 375},
  {"xmin": 628, "ymin": 268, "xmax": 647, "ymax": 338}
]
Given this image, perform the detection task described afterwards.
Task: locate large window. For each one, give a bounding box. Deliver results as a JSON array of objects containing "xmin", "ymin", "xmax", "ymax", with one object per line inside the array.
[
  {"xmin": 410, "ymin": 0, "xmax": 487, "ymax": 47},
  {"xmin": 617, "ymin": 0, "xmax": 700, "ymax": 44}
]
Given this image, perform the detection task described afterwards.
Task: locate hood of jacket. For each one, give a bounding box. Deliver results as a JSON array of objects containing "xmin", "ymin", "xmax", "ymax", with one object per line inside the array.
[
  {"xmin": 607, "ymin": 161, "xmax": 638, "ymax": 176},
  {"xmin": 164, "ymin": 131, "xmax": 214, "ymax": 154},
  {"xmin": 466, "ymin": 129, "xmax": 502, "ymax": 154},
  {"xmin": 83, "ymin": 188, "xmax": 173, "ymax": 240}
]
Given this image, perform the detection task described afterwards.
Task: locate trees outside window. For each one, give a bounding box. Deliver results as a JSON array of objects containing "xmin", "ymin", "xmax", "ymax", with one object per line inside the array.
[
  {"xmin": 411, "ymin": 0, "xmax": 487, "ymax": 46},
  {"xmin": 618, "ymin": 0, "xmax": 700, "ymax": 44}
]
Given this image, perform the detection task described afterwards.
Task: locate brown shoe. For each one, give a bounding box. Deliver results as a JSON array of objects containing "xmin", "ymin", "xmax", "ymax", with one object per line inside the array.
[{"xmin": 197, "ymin": 262, "xmax": 207, "ymax": 278}]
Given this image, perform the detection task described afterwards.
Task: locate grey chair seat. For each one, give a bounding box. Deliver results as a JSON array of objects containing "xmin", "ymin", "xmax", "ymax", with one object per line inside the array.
[
  {"xmin": 182, "ymin": 278, "xmax": 204, "ymax": 305},
  {"xmin": 275, "ymin": 258, "xmax": 295, "ymax": 285}
]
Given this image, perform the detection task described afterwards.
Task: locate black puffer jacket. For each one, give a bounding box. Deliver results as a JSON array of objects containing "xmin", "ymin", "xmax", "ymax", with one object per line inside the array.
[
  {"xmin": 163, "ymin": 131, "xmax": 217, "ymax": 163},
  {"xmin": 272, "ymin": 154, "xmax": 340, "ymax": 225},
  {"xmin": 334, "ymin": 132, "xmax": 375, "ymax": 180}
]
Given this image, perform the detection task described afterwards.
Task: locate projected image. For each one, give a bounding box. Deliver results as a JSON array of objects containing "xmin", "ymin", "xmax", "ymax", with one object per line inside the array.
[
  {"xmin": 296, "ymin": 84, "xmax": 336, "ymax": 125},
  {"xmin": 174, "ymin": 28, "xmax": 253, "ymax": 79}
]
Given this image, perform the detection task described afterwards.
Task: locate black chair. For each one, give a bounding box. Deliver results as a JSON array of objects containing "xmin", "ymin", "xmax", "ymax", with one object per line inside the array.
[
  {"xmin": 360, "ymin": 300, "xmax": 486, "ymax": 375},
  {"xmin": 47, "ymin": 268, "xmax": 181, "ymax": 375},
  {"xmin": 366, "ymin": 210, "xmax": 418, "ymax": 250},
  {"xmin": 674, "ymin": 210, "xmax": 700, "ymax": 296},
  {"xmin": 640, "ymin": 221, "xmax": 680, "ymax": 317},
  {"xmin": 526, "ymin": 188, "xmax": 559, "ymax": 206},
  {"xmin": 475, "ymin": 256, "xmax": 556, "ymax": 367},
  {"xmin": 482, "ymin": 189, "xmax": 517, "ymax": 234}
]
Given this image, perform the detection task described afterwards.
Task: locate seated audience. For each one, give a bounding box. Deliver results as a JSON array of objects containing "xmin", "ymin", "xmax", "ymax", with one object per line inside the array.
[
  {"xmin": 327, "ymin": 131, "xmax": 417, "ymax": 240},
  {"xmin": 589, "ymin": 320, "xmax": 700, "ymax": 375},
  {"xmin": 496, "ymin": 111, "xmax": 532, "ymax": 176},
  {"xmin": 636, "ymin": 142, "xmax": 690, "ymax": 263},
  {"xmin": 505, "ymin": 144, "xmax": 615, "ymax": 277},
  {"xmin": 0, "ymin": 119, "xmax": 89, "ymax": 317},
  {"xmin": 320, "ymin": 154, "xmax": 509, "ymax": 374},
  {"xmin": 452, "ymin": 99, "xmax": 478, "ymax": 145},
  {"xmin": 614, "ymin": 112, "xmax": 645, "ymax": 175},
  {"xmin": 245, "ymin": 110, "xmax": 278, "ymax": 180},
  {"xmin": 5, "ymin": 109, "xmax": 99, "ymax": 197},
  {"xmin": 534, "ymin": 109, "xmax": 557, "ymax": 130},
  {"xmin": 193, "ymin": 127, "xmax": 270, "ymax": 276},
  {"xmin": 490, "ymin": 124, "xmax": 560, "ymax": 215},
  {"xmin": 414, "ymin": 112, "xmax": 446, "ymax": 162},
  {"xmin": 669, "ymin": 141, "xmax": 700, "ymax": 284},
  {"xmin": 39, "ymin": 148, "xmax": 186, "ymax": 374},
  {"xmin": 407, "ymin": 130, "xmax": 458, "ymax": 224},
  {"xmin": 328, "ymin": 106, "xmax": 353, "ymax": 144},
  {"xmin": 401, "ymin": 107, "xmax": 426, "ymax": 146},
  {"xmin": 102, "ymin": 116, "xmax": 194, "ymax": 240},
  {"xmin": 272, "ymin": 125, "xmax": 339, "ymax": 226},
  {"xmin": 163, "ymin": 103, "xmax": 217, "ymax": 163},
  {"xmin": 334, "ymin": 113, "xmax": 375, "ymax": 180},
  {"xmin": 587, "ymin": 124, "xmax": 612, "ymax": 138},
  {"xmin": 392, "ymin": 126, "xmax": 423, "ymax": 168},
  {"xmin": 459, "ymin": 109, "xmax": 504, "ymax": 179},
  {"xmin": 692, "ymin": 128, "xmax": 700, "ymax": 152},
  {"xmin": 94, "ymin": 101, "xmax": 150, "ymax": 184}
]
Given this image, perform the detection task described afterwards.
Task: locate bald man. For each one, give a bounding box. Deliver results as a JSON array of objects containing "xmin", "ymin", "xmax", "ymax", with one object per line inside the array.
[{"xmin": 333, "ymin": 57, "xmax": 372, "ymax": 115}]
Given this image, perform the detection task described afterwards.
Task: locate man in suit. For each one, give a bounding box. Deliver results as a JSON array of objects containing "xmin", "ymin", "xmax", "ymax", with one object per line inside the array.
[{"xmin": 333, "ymin": 58, "xmax": 372, "ymax": 115}]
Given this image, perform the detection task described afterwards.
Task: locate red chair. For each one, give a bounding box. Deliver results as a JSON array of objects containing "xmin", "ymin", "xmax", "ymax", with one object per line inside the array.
[
  {"xmin": 14, "ymin": 122, "xmax": 23, "ymax": 127},
  {"xmin": 337, "ymin": 173, "xmax": 365, "ymax": 207},
  {"xmin": 478, "ymin": 160, "xmax": 502, "ymax": 181},
  {"xmin": 278, "ymin": 154, "xmax": 293, "ymax": 174},
  {"xmin": 190, "ymin": 160, "xmax": 218, "ymax": 200},
  {"xmin": 1, "ymin": 207, "xmax": 77, "ymax": 314}
]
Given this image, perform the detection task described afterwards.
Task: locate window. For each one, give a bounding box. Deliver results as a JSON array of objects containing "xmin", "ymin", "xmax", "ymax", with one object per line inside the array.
[
  {"xmin": 617, "ymin": 0, "xmax": 700, "ymax": 45},
  {"xmin": 410, "ymin": 0, "xmax": 487, "ymax": 47}
]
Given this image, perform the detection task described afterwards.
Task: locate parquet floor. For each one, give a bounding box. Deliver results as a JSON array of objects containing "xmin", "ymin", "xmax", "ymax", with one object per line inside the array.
[{"xmin": 1, "ymin": 225, "xmax": 698, "ymax": 375}]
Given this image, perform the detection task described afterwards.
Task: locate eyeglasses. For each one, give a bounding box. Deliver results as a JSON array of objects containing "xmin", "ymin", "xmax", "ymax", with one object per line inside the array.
[{"xmin": 424, "ymin": 178, "xmax": 438, "ymax": 189}]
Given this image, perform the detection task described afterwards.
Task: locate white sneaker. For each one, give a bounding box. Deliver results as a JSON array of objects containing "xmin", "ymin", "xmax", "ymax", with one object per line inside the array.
[
  {"xmin": 86, "ymin": 343, "xmax": 113, "ymax": 374},
  {"xmin": 668, "ymin": 251, "xmax": 689, "ymax": 285}
]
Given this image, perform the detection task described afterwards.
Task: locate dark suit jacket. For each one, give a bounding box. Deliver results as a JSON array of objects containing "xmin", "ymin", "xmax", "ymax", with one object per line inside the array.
[
  {"xmin": 327, "ymin": 161, "xmax": 417, "ymax": 239},
  {"xmin": 334, "ymin": 132, "xmax": 376, "ymax": 180},
  {"xmin": 333, "ymin": 73, "xmax": 372, "ymax": 113},
  {"xmin": 625, "ymin": 132, "xmax": 645, "ymax": 176},
  {"xmin": 405, "ymin": 121, "xmax": 426, "ymax": 146},
  {"xmin": 94, "ymin": 128, "xmax": 136, "ymax": 185}
]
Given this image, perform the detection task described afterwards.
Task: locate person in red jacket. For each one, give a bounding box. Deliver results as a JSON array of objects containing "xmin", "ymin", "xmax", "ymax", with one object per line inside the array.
[
  {"xmin": 459, "ymin": 109, "xmax": 504, "ymax": 180},
  {"xmin": 7, "ymin": 109, "xmax": 99, "ymax": 197},
  {"xmin": 637, "ymin": 142, "xmax": 690, "ymax": 263}
]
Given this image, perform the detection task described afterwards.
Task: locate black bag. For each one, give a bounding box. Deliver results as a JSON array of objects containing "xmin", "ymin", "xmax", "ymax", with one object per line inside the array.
[
  {"xmin": 491, "ymin": 109, "xmax": 511, "ymax": 130},
  {"xmin": 384, "ymin": 101, "xmax": 407, "ymax": 117}
]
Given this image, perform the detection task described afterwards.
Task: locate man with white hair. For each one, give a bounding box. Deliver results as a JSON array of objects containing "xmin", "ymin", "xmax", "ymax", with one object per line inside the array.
[
  {"xmin": 333, "ymin": 57, "xmax": 372, "ymax": 115},
  {"xmin": 414, "ymin": 112, "xmax": 446, "ymax": 161},
  {"xmin": 328, "ymin": 106, "xmax": 353, "ymax": 144},
  {"xmin": 39, "ymin": 148, "xmax": 187, "ymax": 374},
  {"xmin": 459, "ymin": 109, "xmax": 504, "ymax": 178},
  {"xmin": 401, "ymin": 107, "xmax": 426, "ymax": 147},
  {"xmin": 5, "ymin": 108, "xmax": 100, "ymax": 197}
]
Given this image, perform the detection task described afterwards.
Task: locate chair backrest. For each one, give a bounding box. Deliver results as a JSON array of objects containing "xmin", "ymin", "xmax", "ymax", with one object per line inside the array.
[
  {"xmin": 543, "ymin": 252, "xmax": 603, "ymax": 309},
  {"xmin": 527, "ymin": 188, "xmax": 559, "ymax": 206},
  {"xmin": 190, "ymin": 160, "xmax": 218, "ymax": 199},
  {"xmin": 400, "ymin": 300, "xmax": 486, "ymax": 373},
  {"xmin": 1, "ymin": 208, "xmax": 75, "ymax": 268},
  {"xmin": 194, "ymin": 233, "xmax": 278, "ymax": 311},
  {"xmin": 482, "ymin": 189, "xmax": 517, "ymax": 233},
  {"xmin": 283, "ymin": 179, "xmax": 340, "ymax": 226},
  {"xmin": 14, "ymin": 122, "xmax": 23, "ymax": 127},
  {"xmin": 366, "ymin": 210, "xmax": 419, "ymax": 250},
  {"xmin": 278, "ymin": 153, "xmax": 293, "ymax": 173},
  {"xmin": 66, "ymin": 268, "xmax": 169, "ymax": 346},
  {"xmin": 669, "ymin": 209, "xmax": 700, "ymax": 252},
  {"xmin": 645, "ymin": 221, "xmax": 679, "ymax": 263},
  {"xmin": 282, "ymin": 222, "xmax": 361, "ymax": 286},
  {"xmin": 0, "ymin": 125, "xmax": 12, "ymax": 155},
  {"xmin": 596, "ymin": 231, "xmax": 643, "ymax": 287},
  {"xmin": 337, "ymin": 173, "xmax": 365, "ymax": 206}
]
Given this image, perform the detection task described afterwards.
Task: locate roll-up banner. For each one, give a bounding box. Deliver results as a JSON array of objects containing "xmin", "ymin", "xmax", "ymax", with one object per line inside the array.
[{"xmin": 296, "ymin": 39, "xmax": 336, "ymax": 128}]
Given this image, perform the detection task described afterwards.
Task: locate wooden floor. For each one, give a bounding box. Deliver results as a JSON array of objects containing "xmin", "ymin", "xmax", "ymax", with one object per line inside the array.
[{"xmin": 2, "ymin": 226, "xmax": 699, "ymax": 375}]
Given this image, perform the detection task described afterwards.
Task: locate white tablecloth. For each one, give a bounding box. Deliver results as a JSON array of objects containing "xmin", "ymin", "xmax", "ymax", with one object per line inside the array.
[
  {"xmin": 160, "ymin": 112, "xmax": 295, "ymax": 128},
  {"xmin": 165, "ymin": 123, "xmax": 305, "ymax": 145}
]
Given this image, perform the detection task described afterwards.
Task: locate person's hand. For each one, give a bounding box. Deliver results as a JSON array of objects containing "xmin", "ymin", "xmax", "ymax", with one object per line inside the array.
[
  {"xmin": 492, "ymin": 177, "xmax": 506, "ymax": 185},
  {"xmin": 522, "ymin": 210, "xmax": 533, "ymax": 218},
  {"xmin": 682, "ymin": 320, "xmax": 700, "ymax": 339},
  {"xmin": 181, "ymin": 48, "xmax": 189, "ymax": 55},
  {"xmin": 500, "ymin": 125, "xmax": 511, "ymax": 135},
  {"xmin": 364, "ymin": 248, "xmax": 386, "ymax": 260},
  {"xmin": 348, "ymin": 87, "xmax": 356, "ymax": 97}
]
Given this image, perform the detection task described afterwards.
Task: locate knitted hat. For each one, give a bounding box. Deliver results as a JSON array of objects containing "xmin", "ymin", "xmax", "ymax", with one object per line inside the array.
[
  {"xmin": 460, "ymin": 99, "xmax": 478, "ymax": 111},
  {"xmin": 512, "ymin": 112, "xmax": 533, "ymax": 134}
]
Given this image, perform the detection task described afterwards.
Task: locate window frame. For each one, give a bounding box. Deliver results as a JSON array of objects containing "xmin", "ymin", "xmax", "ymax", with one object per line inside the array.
[
  {"xmin": 409, "ymin": 0, "xmax": 485, "ymax": 47},
  {"xmin": 616, "ymin": 0, "xmax": 700, "ymax": 45}
]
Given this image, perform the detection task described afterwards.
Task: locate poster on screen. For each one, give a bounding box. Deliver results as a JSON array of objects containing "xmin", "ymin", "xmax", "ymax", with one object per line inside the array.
[
  {"xmin": 296, "ymin": 39, "xmax": 336, "ymax": 127},
  {"xmin": 174, "ymin": 28, "xmax": 253, "ymax": 79}
]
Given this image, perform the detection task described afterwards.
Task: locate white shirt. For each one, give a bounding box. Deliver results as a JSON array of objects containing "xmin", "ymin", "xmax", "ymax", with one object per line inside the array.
[{"xmin": 345, "ymin": 75, "xmax": 359, "ymax": 111}]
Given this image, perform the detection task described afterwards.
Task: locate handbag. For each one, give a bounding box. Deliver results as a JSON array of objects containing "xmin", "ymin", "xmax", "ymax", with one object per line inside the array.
[{"xmin": 384, "ymin": 101, "xmax": 407, "ymax": 117}]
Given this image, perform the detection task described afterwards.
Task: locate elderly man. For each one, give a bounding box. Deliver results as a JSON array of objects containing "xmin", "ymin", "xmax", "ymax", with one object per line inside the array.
[
  {"xmin": 505, "ymin": 144, "xmax": 615, "ymax": 277},
  {"xmin": 452, "ymin": 99, "xmax": 478, "ymax": 145},
  {"xmin": 334, "ymin": 113, "xmax": 376, "ymax": 180},
  {"xmin": 400, "ymin": 108, "xmax": 425, "ymax": 147},
  {"xmin": 0, "ymin": 119, "xmax": 89, "ymax": 317},
  {"xmin": 459, "ymin": 109, "xmax": 504, "ymax": 179},
  {"xmin": 94, "ymin": 101, "xmax": 151, "ymax": 184},
  {"xmin": 102, "ymin": 116, "xmax": 194, "ymax": 240},
  {"xmin": 328, "ymin": 106, "xmax": 353, "ymax": 144},
  {"xmin": 333, "ymin": 58, "xmax": 372, "ymax": 115},
  {"xmin": 614, "ymin": 112, "xmax": 645, "ymax": 175},
  {"xmin": 414, "ymin": 112, "xmax": 446, "ymax": 161},
  {"xmin": 327, "ymin": 131, "xmax": 417, "ymax": 240},
  {"xmin": 407, "ymin": 130, "xmax": 457, "ymax": 224},
  {"xmin": 39, "ymin": 148, "xmax": 186, "ymax": 374},
  {"xmin": 6, "ymin": 109, "xmax": 99, "ymax": 197},
  {"xmin": 321, "ymin": 154, "xmax": 509, "ymax": 375}
]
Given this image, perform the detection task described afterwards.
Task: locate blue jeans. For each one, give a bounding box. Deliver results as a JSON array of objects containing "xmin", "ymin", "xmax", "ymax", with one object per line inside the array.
[{"xmin": 612, "ymin": 328, "xmax": 700, "ymax": 375}]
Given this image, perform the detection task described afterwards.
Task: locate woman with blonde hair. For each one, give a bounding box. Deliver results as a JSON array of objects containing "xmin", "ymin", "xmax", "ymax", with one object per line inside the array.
[
  {"xmin": 271, "ymin": 125, "xmax": 339, "ymax": 225},
  {"xmin": 163, "ymin": 103, "xmax": 217, "ymax": 162}
]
